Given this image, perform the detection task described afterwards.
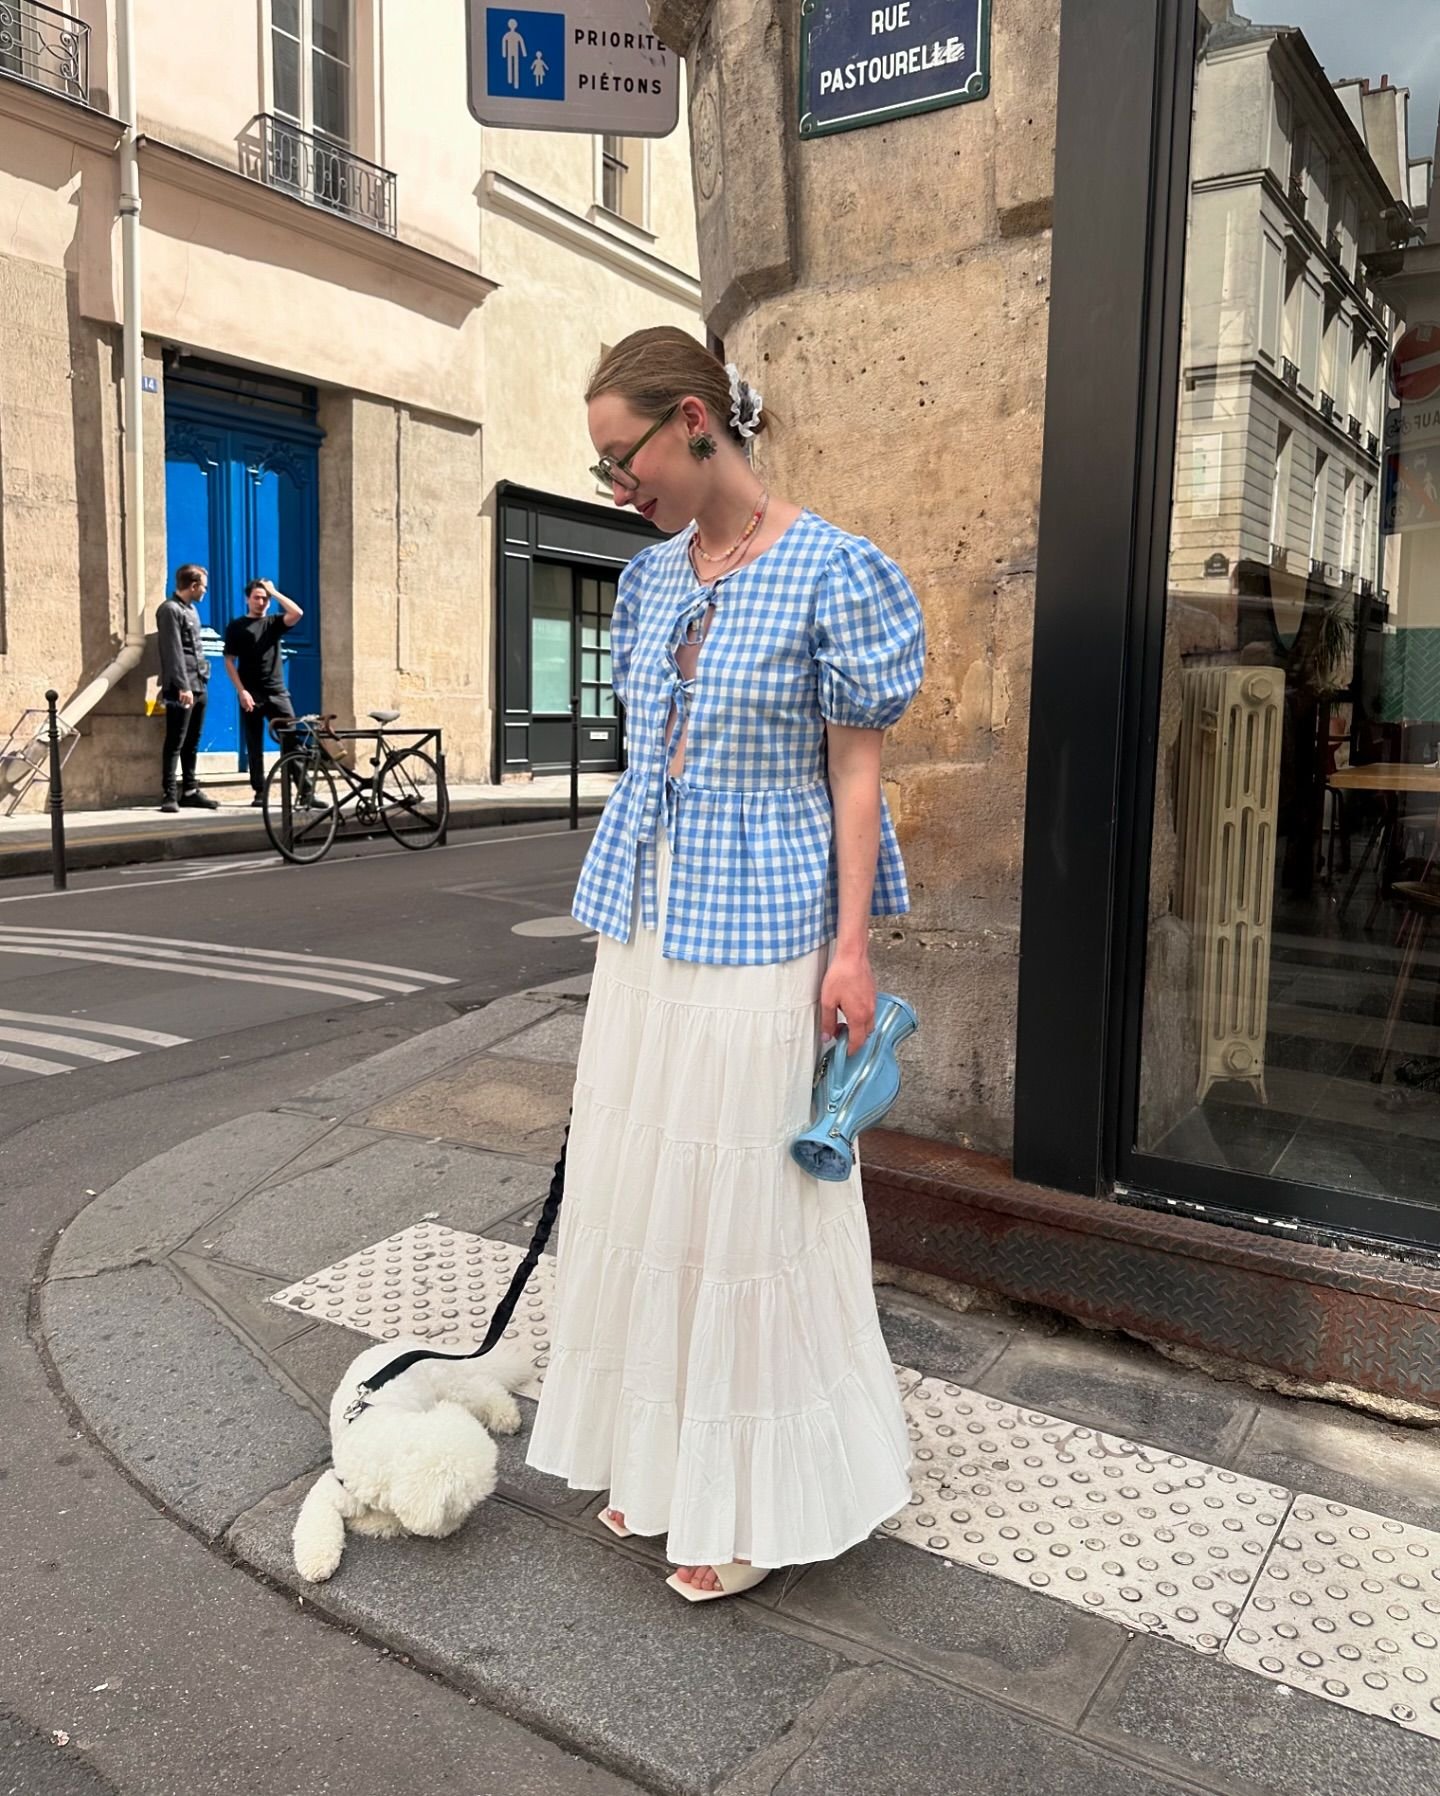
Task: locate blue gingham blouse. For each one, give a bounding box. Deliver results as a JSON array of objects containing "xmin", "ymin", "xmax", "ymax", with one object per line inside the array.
[{"xmin": 571, "ymin": 509, "xmax": 925, "ymax": 965}]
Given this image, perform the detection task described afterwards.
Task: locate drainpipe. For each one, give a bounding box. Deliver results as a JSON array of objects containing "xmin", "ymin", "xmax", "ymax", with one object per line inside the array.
[{"xmin": 62, "ymin": 0, "xmax": 145, "ymax": 727}]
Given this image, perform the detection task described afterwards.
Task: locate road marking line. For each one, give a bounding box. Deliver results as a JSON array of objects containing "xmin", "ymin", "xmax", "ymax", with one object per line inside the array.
[
  {"xmin": 0, "ymin": 933, "xmax": 425, "ymax": 995},
  {"xmin": 0, "ymin": 927, "xmax": 455, "ymax": 987},
  {"xmin": 0, "ymin": 1008, "xmax": 188, "ymax": 1048},
  {"xmin": 0, "ymin": 1048, "xmax": 72, "ymax": 1076},
  {"xmin": 0, "ymin": 823, "xmax": 597, "ymax": 904},
  {"xmin": 0, "ymin": 944, "xmax": 389, "ymax": 1003},
  {"xmin": 0, "ymin": 1025, "xmax": 136, "ymax": 1062}
]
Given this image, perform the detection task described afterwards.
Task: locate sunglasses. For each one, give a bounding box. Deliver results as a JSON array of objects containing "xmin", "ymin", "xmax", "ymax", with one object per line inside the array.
[{"xmin": 590, "ymin": 403, "xmax": 679, "ymax": 492}]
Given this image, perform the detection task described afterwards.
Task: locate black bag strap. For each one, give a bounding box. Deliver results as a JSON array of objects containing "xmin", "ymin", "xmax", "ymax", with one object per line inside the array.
[{"xmin": 342, "ymin": 1123, "xmax": 568, "ymax": 1423}]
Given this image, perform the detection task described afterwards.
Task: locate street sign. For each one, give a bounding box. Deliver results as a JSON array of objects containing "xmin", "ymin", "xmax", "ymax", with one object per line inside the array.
[
  {"xmin": 798, "ymin": 0, "xmax": 990, "ymax": 140},
  {"xmin": 1390, "ymin": 322, "xmax": 1440, "ymax": 404},
  {"xmin": 1383, "ymin": 447, "xmax": 1440, "ymax": 534},
  {"xmin": 466, "ymin": 0, "xmax": 678, "ymax": 136}
]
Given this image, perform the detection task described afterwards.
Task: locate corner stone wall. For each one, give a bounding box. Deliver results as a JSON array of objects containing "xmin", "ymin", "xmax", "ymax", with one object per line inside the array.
[{"xmin": 656, "ymin": 0, "xmax": 1061, "ymax": 1150}]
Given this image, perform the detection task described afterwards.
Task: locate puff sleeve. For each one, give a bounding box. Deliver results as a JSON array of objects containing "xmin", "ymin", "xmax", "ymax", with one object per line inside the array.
[{"xmin": 811, "ymin": 537, "xmax": 925, "ymax": 729}]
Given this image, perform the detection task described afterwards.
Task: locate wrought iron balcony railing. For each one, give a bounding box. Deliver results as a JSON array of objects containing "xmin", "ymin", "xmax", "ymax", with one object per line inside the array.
[
  {"xmin": 243, "ymin": 114, "xmax": 396, "ymax": 236},
  {"xmin": 1319, "ymin": 391, "xmax": 1335, "ymax": 422},
  {"xmin": 0, "ymin": 0, "xmax": 87, "ymax": 102},
  {"xmin": 1282, "ymin": 357, "xmax": 1299, "ymax": 392},
  {"xmin": 1367, "ymin": 430, "xmax": 1379, "ymax": 458}
]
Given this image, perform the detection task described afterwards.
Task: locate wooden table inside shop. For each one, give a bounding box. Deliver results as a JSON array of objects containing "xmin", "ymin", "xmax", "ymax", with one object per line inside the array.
[
  {"xmin": 1327, "ymin": 762, "xmax": 1440, "ymax": 921},
  {"xmin": 1328, "ymin": 762, "xmax": 1440, "ymax": 796}
]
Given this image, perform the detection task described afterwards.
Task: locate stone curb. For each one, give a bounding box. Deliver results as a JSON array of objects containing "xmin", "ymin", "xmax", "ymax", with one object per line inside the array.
[{"xmin": 0, "ymin": 796, "xmax": 604, "ymax": 879}]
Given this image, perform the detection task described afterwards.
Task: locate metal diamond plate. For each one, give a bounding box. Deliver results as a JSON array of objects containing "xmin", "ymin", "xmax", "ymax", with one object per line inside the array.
[
  {"xmin": 268, "ymin": 1222, "xmax": 554, "ymax": 1399},
  {"xmin": 882, "ymin": 1379, "xmax": 1291, "ymax": 1651},
  {"xmin": 1226, "ymin": 1496, "xmax": 1440, "ymax": 1741}
]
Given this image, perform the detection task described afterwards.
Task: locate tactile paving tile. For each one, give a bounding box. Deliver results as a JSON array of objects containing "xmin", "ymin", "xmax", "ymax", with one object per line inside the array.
[
  {"xmin": 882, "ymin": 1379, "xmax": 1291, "ymax": 1652},
  {"xmin": 1225, "ymin": 1496, "xmax": 1440, "ymax": 1741},
  {"xmin": 269, "ymin": 1222, "xmax": 554, "ymax": 1400}
]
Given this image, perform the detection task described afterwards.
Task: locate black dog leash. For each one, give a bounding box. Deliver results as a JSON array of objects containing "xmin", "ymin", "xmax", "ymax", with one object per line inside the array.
[{"xmin": 341, "ymin": 1124, "xmax": 569, "ymax": 1424}]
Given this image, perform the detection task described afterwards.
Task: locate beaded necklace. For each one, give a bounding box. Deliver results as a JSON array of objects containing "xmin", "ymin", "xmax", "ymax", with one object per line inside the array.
[{"xmin": 691, "ymin": 491, "xmax": 769, "ymax": 568}]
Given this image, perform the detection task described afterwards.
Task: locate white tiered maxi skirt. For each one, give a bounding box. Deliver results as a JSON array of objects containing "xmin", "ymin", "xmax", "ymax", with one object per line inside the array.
[{"xmin": 526, "ymin": 825, "xmax": 912, "ymax": 1570}]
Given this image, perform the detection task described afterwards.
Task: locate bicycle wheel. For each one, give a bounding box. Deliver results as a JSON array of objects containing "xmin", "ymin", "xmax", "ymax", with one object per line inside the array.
[
  {"xmin": 263, "ymin": 755, "xmax": 339, "ymax": 864},
  {"xmin": 378, "ymin": 747, "xmax": 448, "ymax": 848}
]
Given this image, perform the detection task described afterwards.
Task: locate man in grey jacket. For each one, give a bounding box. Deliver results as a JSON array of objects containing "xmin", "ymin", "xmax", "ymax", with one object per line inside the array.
[{"xmin": 155, "ymin": 563, "xmax": 221, "ymax": 813}]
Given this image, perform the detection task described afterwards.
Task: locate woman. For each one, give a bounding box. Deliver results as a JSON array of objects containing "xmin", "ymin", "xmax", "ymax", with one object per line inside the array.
[{"xmin": 526, "ymin": 327, "xmax": 925, "ymax": 1602}]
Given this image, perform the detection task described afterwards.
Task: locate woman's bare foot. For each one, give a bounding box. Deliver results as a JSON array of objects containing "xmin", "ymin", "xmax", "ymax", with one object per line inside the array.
[
  {"xmin": 672, "ymin": 1559, "xmax": 747, "ymax": 1594},
  {"xmin": 604, "ymin": 1508, "xmax": 625, "ymax": 1530}
]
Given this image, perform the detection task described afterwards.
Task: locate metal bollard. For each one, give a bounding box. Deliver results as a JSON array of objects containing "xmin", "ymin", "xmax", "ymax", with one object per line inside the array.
[
  {"xmin": 436, "ymin": 744, "xmax": 449, "ymax": 848},
  {"xmin": 279, "ymin": 748, "xmax": 293, "ymax": 864},
  {"xmin": 569, "ymin": 685, "xmax": 580, "ymax": 833},
  {"xmin": 45, "ymin": 689, "xmax": 67, "ymax": 892}
]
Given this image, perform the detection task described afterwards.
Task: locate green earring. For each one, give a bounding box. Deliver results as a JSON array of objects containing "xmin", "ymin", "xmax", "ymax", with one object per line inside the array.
[{"xmin": 689, "ymin": 433, "xmax": 717, "ymax": 461}]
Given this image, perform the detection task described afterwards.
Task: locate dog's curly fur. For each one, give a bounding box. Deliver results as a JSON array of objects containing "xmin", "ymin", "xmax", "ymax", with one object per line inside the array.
[{"xmin": 292, "ymin": 1336, "xmax": 532, "ymax": 1582}]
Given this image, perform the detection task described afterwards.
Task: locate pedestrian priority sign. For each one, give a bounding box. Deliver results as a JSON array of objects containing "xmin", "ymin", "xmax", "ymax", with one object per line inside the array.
[
  {"xmin": 466, "ymin": 0, "xmax": 679, "ymax": 136},
  {"xmin": 486, "ymin": 9, "xmax": 565, "ymax": 103}
]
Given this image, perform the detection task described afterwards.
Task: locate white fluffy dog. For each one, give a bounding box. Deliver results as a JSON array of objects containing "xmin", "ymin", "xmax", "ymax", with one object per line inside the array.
[{"xmin": 292, "ymin": 1335, "xmax": 531, "ymax": 1583}]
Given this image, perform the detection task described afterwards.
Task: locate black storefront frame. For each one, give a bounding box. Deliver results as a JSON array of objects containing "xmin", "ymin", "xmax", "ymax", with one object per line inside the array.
[
  {"xmin": 493, "ymin": 483, "xmax": 662, "ymax": 779},
  {"xmin": 1014, "ymin": 1, "xmax": 1440, "ymax": 1254}
]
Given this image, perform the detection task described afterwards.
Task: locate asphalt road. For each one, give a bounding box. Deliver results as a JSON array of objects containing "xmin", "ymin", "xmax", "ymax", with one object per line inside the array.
[
  {"xmin": 0, "ymin": 822, "xmax": 646, "ymax": 1796},
  {"xmin": 0, "ymin": 821, "xmax": 600, "ymax": 1107}
]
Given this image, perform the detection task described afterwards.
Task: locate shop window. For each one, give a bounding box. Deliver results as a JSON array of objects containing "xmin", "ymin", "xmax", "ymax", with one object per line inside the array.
[
  {"xmin": 531, "ymin": 563, "xmax": 573, "ymax": 715},
  {"xmin": 1134, "ymin": 0, "xmax": 1440, "ymax": 1216}
]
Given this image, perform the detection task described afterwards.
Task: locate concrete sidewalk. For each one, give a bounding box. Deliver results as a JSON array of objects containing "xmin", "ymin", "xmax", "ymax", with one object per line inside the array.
[
  {"xmin": 37, "ymin": 976, "xmax": 1440, "ymax": 1796},
  {"xmin": 0, "ymin": 774, "xmax": 615, "ymax": 877}
]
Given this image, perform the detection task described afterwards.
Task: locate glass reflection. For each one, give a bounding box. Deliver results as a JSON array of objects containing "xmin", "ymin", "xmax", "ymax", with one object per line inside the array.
[{"xmin": 1140, "ymin": 3, "xmax": 1440, "ymax": 1208}]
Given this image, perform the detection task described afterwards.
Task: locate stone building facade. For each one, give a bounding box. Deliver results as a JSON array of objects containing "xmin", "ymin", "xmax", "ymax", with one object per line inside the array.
[
  {"xmin": 651, "ymin": 0, "xmax": 1440, "ymax": 1403},
  {"xmin": 0, "ymin": 0, "xmax": 701, "ymax": 808},
  {"xmin": 656, "ymin": 0, "xmax": 1059, "ymax": 1152}
]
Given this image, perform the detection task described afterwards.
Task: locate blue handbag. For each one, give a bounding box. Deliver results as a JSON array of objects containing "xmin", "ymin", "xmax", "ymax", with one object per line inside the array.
[{"xmin": 790, "ymin": 992, "xmax": 918, "ymax": 1182}]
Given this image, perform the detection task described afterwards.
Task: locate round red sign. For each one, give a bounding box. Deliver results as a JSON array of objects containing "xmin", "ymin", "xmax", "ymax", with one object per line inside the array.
[{"xmin": 1391, "ymin": 323, "xmax": 1440, "ymax": 404}]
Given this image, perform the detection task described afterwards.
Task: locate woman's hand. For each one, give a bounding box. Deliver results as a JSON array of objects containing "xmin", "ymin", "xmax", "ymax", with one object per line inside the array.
[{"xmin": 820, "ymin": 949, "xmax": 876, "ymax": 1051}]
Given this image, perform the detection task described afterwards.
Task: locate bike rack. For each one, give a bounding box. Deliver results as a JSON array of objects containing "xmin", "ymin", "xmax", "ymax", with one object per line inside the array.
[{"xmin": 272, "ymin": 721, "xmax": 448, "ymax": 861}]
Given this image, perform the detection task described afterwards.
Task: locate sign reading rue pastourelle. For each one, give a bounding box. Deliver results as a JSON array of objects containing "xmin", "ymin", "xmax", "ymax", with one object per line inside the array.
[
  {"xmin": 799, "ymin": 0, "xmax": 990, "ymax": 139},
  {"xmin": 465, "ymin": 0, "xmax": 678, "ymax": 135}
]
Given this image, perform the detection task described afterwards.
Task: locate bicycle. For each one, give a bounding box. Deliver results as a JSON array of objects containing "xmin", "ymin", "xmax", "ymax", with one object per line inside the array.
[{"xmin": 262, "ymin": 709, "xmax": 450, "ymax": 865}]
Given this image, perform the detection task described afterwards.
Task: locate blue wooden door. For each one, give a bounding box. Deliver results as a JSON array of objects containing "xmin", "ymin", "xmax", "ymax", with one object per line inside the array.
[
  {"xmin": 163, "ymin": 416, "xmax": 237, "ymax": 753},
  {"xmin": 236, "ymin": 429, "xmax": 322, "ymax": 729},
  {"xmin": 165, "ymin": 401, "xmax": 322, "ymax": 770}
]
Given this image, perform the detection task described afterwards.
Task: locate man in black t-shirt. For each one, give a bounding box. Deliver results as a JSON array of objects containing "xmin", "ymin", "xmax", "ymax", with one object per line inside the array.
[{"xmin": 222, "ymin": 579, "xmax": 305, "ymax": 804}]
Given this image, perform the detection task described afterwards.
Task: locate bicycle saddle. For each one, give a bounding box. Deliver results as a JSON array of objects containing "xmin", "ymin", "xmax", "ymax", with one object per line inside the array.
[
  {"xmin": 790, "ymin": 992, "xmax": 919, "ymax": 1183},
  {"xmin": 369, "ymin": 709, "xmax": 401, "ymax": 725}
]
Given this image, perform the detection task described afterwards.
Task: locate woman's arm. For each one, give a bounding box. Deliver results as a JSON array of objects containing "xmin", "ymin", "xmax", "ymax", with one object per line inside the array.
[{"xmin": 819, "ymin": 723, "xmax": 884, "ymax": 1049}]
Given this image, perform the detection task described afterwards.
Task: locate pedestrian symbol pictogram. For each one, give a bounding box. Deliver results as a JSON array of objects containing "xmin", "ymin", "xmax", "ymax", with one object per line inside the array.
[
  {"xmin": 486, "ymin": 8, "xmax": 565, "ymax": 102},
  {"xmin": 466, "ymin": 0, "xmax": 678, "ymax": 135}
]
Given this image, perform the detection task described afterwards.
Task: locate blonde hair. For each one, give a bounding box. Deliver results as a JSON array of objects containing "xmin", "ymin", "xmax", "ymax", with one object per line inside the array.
[{"xmin": 586, "ymin": 327, "xmax": 768, "ymax": 444}]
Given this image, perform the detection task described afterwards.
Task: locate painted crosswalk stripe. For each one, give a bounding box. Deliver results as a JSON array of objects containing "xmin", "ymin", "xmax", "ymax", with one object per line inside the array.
[
  {"xmin": 0, "ymin": 1025, "xmax": 136, "ymax": 1063},
  {"xmin": 0, "ymin": 933, "xmax": 420, "ymax": 996},
  {"xmin": 0, "ymin": 943, "xmax": 391, "ymax": 1003},
  {"xmin": 0, "ymin": 927, "xmax": 455, "ymax": 986},
  {"xmin": 0, "ymin": 1008, "xmax": 187, "ymax": 1048},
  {"xmin": 0, "ymin": 1049, "xmax": 72, "ymax": 1076}
]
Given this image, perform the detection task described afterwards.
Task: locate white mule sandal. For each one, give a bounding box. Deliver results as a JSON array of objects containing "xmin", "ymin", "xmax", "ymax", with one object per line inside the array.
[{"xmin": 665, "ymin": 1563, "xmax": 772, "ymax": 1603}]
